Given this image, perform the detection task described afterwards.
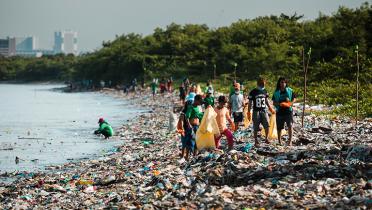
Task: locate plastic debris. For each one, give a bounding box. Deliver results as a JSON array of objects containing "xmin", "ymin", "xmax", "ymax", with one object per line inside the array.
[{"xmin": 0, "ymin": 89, "xmax": 370, "ymax": 209}]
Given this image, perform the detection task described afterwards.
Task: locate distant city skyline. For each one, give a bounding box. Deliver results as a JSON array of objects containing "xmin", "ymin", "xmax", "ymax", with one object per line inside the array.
[{"xmin": 0, "ymin": 0, "xmax": 367, "ymax": 52}]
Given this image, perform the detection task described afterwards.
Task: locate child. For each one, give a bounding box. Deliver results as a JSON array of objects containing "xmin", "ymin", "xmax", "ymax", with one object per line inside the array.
[
  {"xmin": 248, "ymin": 77, "xmax": 275, "ymax": 147},
  {"xmin": 177, "ymin": 110, "xmax": 187, "ymax": 159},
  {"xmin": 230, "ymin": 83, "xmax": 245, "ymax": 131},
  {"xmin": 94, "ymin": 118, "xmax": 114, "ymax": 139},
  {"xmin": 214, "ymin": 96, "xmax": 235, "ymax": 150}
]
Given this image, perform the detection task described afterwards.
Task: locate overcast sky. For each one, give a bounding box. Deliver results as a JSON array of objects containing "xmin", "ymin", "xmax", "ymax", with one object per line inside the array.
[{"xmin": 0, "ymin": 0, "xmax": 367, "ymax": 52}]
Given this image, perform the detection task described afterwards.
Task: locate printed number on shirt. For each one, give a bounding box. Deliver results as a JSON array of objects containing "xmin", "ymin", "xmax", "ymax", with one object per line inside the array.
[{"xmin": 255, "ymin": 98, "xmax": 266, "ymax": 108}]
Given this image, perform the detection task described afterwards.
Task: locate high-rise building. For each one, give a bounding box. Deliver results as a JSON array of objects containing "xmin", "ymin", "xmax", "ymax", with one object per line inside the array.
[
  {"xmin": 15, "ymin": 36, "xmax": 38, "ymax": 51},
  {"xmin": 8, "ymin": 36, "xmax": 39, "ymax": 56},
  {"xmin": 0, "ymin": 38, "xmax": 10, "ymax": 56},
  {"xmin": 54, "ymin": 30, "xmax": 78, "ymax": 55}
]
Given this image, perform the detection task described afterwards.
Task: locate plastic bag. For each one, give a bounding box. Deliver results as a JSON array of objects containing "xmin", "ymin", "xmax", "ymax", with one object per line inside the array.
[
  {"xmin": 196, "ymin": 107, "xmax": 220, "ymax": 149},
  {"xmin": 195, "ymin": 132, "xmax": 216, "ymax": 149},
  {"xmin": 261, "ymin": 114, "xmax": 286, "ymax": 140},
  {"xmin": 168, "ymin": 111, "xmax": 177, "ymax": 132},
  {"xmin": 243, "ymin": 106, "xmax": 252, "ymax": 128}
]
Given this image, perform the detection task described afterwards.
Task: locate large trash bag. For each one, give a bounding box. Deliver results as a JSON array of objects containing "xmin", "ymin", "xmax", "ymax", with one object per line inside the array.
[
  {"xmin": 261, "ymin": 113, "xmax": 286, "ymax": 140},
  {"xmin": 196, "ymin": 107, "xmax": 220, "ymax": 149},
  {"xmin": 243, "ymin": 106, "xmax": 252, "ymax": 128}
]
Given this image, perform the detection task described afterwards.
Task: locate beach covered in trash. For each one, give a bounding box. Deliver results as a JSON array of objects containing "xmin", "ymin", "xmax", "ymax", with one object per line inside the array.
[{"xmin": 0, "ymin": 89, "xmax": 371, "ymax": 209}]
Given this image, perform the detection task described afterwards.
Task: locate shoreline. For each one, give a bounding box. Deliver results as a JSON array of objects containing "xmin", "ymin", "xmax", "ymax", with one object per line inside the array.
[
  {"xmin": 0, "ymin": 88, "xmax": 149, "ymax": 174},
  {"xmin": 0, "ymin": 89, "xmax": 371, "ymax": 209}
]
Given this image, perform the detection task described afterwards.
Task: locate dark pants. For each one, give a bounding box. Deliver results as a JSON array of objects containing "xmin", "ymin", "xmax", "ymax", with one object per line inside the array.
[
  {"xmin": 276, "ymin": 112, "xmax": 293, "ymax": 130},
  {"xmin": 182, "ymin": 125, "xmax": 198, "ymax": 152}
]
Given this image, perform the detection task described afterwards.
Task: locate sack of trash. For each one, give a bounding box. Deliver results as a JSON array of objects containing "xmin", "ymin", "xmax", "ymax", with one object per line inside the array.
[
  {"xmin": 196, "ymin": 106, "xmax": 220, "ymax": 149},
  {"xmin": 261, "ymin": 113, "xmax": 286, "ymax": 140},
  {"xmin": 243, "ymin": 106, "xmax": 252, "ymax": 128}
]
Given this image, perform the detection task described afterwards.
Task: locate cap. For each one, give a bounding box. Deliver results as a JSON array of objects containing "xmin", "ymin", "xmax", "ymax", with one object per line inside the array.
[{"xmin": 98, "ymin": 118, "xmax": 104, "ymax": 123}]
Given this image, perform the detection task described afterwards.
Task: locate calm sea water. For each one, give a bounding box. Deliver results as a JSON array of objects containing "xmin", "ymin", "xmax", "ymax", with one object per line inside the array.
[{"xmin": 0, "ymin": 84, "xmax": 139, "ymax": 173}]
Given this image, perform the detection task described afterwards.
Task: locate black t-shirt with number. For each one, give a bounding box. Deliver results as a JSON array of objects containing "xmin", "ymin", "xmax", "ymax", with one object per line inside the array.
[{"xmin": 248, "ymin": 88, "xmax": 269, "ymax": 111}]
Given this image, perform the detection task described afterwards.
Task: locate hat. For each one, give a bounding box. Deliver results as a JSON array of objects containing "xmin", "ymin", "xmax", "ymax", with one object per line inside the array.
[
  {"xmin": 98, "ymin": 118, "xmax": 104, "ymax": 123},
  {"xmin": 234, "ymin": 83, "xmax": 240, "ymax": 89}
]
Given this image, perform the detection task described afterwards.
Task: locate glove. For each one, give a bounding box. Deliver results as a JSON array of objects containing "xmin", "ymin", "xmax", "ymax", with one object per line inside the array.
[
  {"xmin": 230, "ymin": 123, "xmax": 235, "ymax": 131},
  {"xmin": 177, "ymin": 129, "xmax": 185, "ymax": 136},
  {"xmin": 280, "ymin": 101, "xmax": 292, "ymax": 108}
]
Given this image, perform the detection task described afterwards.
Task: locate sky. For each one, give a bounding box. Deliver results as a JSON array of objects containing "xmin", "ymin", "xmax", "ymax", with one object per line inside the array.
[{"xmin": 0, "ymin": 0, "xmax": 367, "ymax": 52}]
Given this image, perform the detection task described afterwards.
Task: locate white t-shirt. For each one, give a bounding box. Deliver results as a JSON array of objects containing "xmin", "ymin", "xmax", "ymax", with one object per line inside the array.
[{"xmin": 230, "ymin": 93, "xmax": 244, "ymax": 112}]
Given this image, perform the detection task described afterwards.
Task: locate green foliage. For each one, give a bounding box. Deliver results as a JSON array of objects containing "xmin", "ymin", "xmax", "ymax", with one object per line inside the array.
[{"xmin": 0, "ymin": 3, "xmax": 371, "ymax": 117}]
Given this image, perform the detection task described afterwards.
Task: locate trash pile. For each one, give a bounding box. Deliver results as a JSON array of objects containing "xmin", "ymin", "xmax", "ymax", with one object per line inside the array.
[{"xmin": 0, "ymin": 90, "xmax": 371, "ymax": 209}]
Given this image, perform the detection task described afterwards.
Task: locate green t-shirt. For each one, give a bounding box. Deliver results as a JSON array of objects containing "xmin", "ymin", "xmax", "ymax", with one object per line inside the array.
[
  {"xmin": 204, "ymin": 96, "xmax": 214, "ymax": 107},
  {"xmin": 150, "ymin": 82, "xmax": 157, "ymax": 91},
  {"xmin": 185, "ymin": 105, "xmax": 204, "ymax": 122},
  {"xmin": 272, "ymin": 88, "xmax": 295, "ymax": 115},
  {"xmin": 97, "ymin": 122, "xmax": 114, "ymax": 136}
]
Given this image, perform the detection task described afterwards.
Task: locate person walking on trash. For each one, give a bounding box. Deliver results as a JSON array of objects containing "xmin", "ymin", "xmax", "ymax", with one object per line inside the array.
[
  {"xmin": 204, "ymin": 82, "xmax": 214, "ymax": 95},
  {"xmin": 181, "ymin": 94, "xmax": 204, "ymax": 160},
  {"xmin": 94, "ymin": 118, "xmax": 114, "ymax": 139},
  {"xmin": 203, "ymin": 88, "xmax": 215, "ymax": 107},
  {"xmin": 230, "ymin": 83, "xmax": 245, "ymax": 132},
  {"xmin": 248, "ymin": 77, "xmax": 276, "ymax": 147},
  {"xmin": 272, "ymin": 77, "xmax": 296, "ymax": 146},
  {"xmin": 185, "ymin": 85, "xmax": 197, "ymax": 104},
  {"xmin": 150, "ymin": 78, "xmax": 157, "ymax": 100},
  {"xmin": 214, "ymin": 96, "xmax": 235, "ymax": 150},
  {"xmin": 179, "ymin": 82, "xmax": 186, "ymax": 105}
]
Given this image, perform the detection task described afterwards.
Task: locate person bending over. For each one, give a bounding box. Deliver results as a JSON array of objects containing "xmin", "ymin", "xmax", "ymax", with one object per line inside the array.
[{"xmin": 94, "ymin": 118, "xmax": 114, "ymax": 139}]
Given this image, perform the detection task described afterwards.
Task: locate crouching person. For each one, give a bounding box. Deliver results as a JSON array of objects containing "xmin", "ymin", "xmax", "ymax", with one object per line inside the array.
[{"xmin": 94, "ymin": 118, "xmax": 114, "ymax": 139}]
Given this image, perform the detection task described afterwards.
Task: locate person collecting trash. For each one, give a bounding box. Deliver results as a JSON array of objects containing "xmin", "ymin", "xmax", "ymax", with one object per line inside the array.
[
  {"xmin": 159, "ymin": 78, "xmax": 167, "ymax": 94},
  {"xmin": 272, "ymin": 77, "xmax": 296, "ymax": 146},
  {"xmin": 230, "ymin": 83, "xmax": 245, "ymax": 131},
  {"xmin": 204, "ymin": 82, "xmax": 214, "ymax": 95},
  {"xmin": 214, "ymin": 96, "xmax": 235, "ymax": 150},
  {"xmin": 203, "ymin": 88, "xmax": 215, "ymax": 107},
  {"xmin": 185, "ymin": 85, "xmax": 197, "ymax": 104},
  {"xmin": 94, "ymin": 118, "xmax": 114, "ymax": 139},
  {"xmin": 179, "ymin": 82, "xmax": 186, "ymax": 105},
  {"xmin": 183, "ymin": 94, "xmax": 204, "ymax": 160},
  {"xmin": 150, "ymin": 79, "xmax": 157, "ymax": 100},
  {"xmin": 183, "ymin": 77, "xmax": 190, "ymax": 95},
  {"xmin": 167, "ymin": 77, "xmax": 173, "ymax": 92},
  {"xmin": 248, "ymin": 77, "xmax": 275, "ymax": 147}
]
